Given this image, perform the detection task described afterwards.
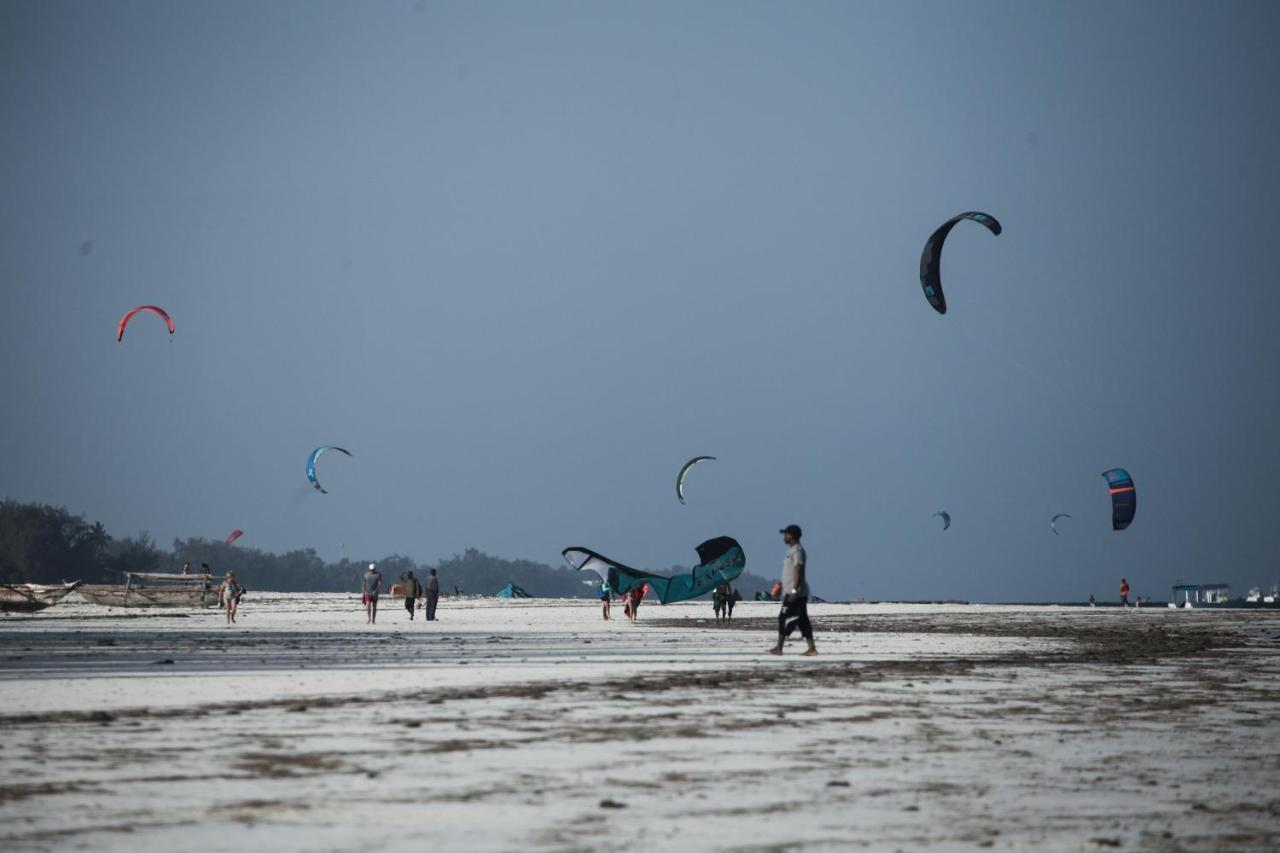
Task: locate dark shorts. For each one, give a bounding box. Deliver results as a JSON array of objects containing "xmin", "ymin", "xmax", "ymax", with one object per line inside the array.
[{"xmin": 779, "ymin": 596, "xmax": 813, "ymax": 640}]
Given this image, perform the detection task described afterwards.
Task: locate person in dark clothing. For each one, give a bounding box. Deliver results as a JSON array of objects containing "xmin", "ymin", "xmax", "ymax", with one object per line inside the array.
[
  {"xmin": 713, "ymin": 583, "xmax": 729, "ymax": 622},
  {"xmin": 727, "ymin": 588, "xmax": 740, "ymax": 620},
  {"xmin": 769, "ymin": 525, "xmax": 816, "ymax": 656},
  {"xmin": 425, "ymin": 569, "xmax": 440, "ymax": 621},
  {"xmin": 401, "ymin": 571, "xmax": 420, "ymax": 620}
]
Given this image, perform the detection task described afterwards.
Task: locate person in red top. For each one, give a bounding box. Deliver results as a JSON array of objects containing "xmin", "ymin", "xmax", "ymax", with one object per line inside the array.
[
  {"xmin": 628, "ymin": 584, "xmax": 646, "ymax": 621},
  {"xmin": 1120, "ymin": 578, "xmax": 1130, "ymax": 608}
]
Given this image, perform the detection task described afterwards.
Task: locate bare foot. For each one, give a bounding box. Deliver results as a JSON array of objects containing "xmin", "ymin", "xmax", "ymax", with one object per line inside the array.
[
  {"xmin": 767, "ymin": 647, "xmax": 782, "ymax": 656},
  {"xmin": 801, "ymin": 648, "xmax": 818, "ymax": 657}
]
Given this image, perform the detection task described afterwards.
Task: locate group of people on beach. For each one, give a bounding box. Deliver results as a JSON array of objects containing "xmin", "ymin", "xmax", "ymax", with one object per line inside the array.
[
  {"xmin": 196, "ymin": 525, "xmax": 820, "ymax": 656},
  {"xmin": 599, "ymin": 582, "xmax": 647, "ymax": 622},
  {"xmin": 712, "ymin": 582, "xmax": 741, "ymax": 621},
  {"xmin": 596, "ymin": 524, "xmax": 817, "ymax": 656},
  {"xmin": 359, "ymin": 563, "xmax": 441, "ymax": 625}
]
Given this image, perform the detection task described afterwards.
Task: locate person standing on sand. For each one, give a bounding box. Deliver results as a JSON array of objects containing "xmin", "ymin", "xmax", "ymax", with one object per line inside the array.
[
  {"xmin": 220, "ymin": 571, "xmax": 242, "ymax": 625},
  {"xmin": 401, "ymin": 570, "xmax": 420, "ymax": 620},
  {"xmin": 626, "ymin": 585, "xmax": 644, "ymax": 622},
  {"xmin": 769, "ymin": 525, "xmax": 817, "ymax": 657},
  {"xmin": 1120, "ymin": 578, "xmax": 1130, "ymax": 608},
  {"xmin": 713, "ymin": 582, "xmax": 729, "ymax": 622},
  {"xmin": 600, "ymin": 582, "xmax": 612, "ymax": 621},
  {"xmin": 362, "ymin": 563, "xmax": 382, "ymax": 624},
  {"xmin": 424, "ymin": 568, "xmax": 440, "ymax": 621}
]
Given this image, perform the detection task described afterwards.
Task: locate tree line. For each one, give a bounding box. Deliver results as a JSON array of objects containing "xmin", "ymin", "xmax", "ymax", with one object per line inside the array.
[{"xmin": 0, "ymin": 500, "xmax": 771, "ymax": 598}]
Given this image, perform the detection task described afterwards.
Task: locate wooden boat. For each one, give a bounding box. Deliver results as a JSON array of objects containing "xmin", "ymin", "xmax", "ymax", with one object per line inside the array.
[
  {"xmin": 78, "ymin": 572, "xmax": 220, "ymax": 609},
  {"xmin": 0, "ymin": 581, "xmax": 83, "ymax": 613}
]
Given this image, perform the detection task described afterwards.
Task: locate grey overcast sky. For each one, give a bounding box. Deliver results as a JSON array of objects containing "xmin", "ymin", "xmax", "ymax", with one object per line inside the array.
[{"xmin": 3, "ymin": 1, "xmax": 1278, "ymax": 602}]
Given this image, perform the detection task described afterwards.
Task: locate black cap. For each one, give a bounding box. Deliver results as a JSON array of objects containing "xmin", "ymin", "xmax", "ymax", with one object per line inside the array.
[{"xmin": 779, "ymin": 524, "xmax": 802, "ymax": 539}]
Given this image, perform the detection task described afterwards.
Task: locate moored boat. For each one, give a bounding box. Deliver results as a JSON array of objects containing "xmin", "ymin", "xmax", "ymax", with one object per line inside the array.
[
  {"xmin": 0, "ymin": 581, "xmax": 83, "ymax": 613},
  {"xmin": 78, "ymin": 572, "xmax": 220, "ymax": 609}
]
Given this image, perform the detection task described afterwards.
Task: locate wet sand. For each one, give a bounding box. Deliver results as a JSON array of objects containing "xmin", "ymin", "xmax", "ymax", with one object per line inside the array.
[{"xmin": 1, "ymin": 596, "xmax": 1277, "ymax": 851}]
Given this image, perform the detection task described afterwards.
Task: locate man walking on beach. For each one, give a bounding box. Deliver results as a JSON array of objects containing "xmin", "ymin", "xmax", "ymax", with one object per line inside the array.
[
  {"xmin": 769, "ymin": 525, "xmax": 817, "ymax": 656},
  {"xmin": 362, "ymin": 563, "xmax": 382, "ymax": 624},
  {"xmin": 1120, "ymin": 578, "xmax": 1130, "ymax": 608},
  {"xmin": 424, "ymin": 568, "xmax": 440, "ymax": 621},
  {"xmin": 401, "ymin": 570, "xmax": 420, "ymax": 620}
]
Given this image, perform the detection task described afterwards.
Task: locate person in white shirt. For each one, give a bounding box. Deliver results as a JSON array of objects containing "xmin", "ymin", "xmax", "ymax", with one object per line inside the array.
[{"xmin": 769, "ymin": 525, "xmax": 816, "ymax": 656}]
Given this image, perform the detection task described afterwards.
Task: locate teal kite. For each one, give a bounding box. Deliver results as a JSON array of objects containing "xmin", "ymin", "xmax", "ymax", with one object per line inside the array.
[
  {"xmin": 306, "ymin": 445, "xmax": 353, "ymax": 494},
  {"xmin": 563, "ymin": 536, "xmax": 744, "ymax": 604}
]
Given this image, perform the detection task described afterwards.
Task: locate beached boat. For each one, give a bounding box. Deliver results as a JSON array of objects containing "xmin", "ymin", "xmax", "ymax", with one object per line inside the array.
[
  {"xmin": 78, "ymin": 572, "xmax": 220, "ymax": 609},
  {"xmin": 0, "ymin": 581, "xmax": 83, "ymax": 613},
  {"xmin": 1168, "ymin": 582, "xmax": 1280, "ymax": 609}
]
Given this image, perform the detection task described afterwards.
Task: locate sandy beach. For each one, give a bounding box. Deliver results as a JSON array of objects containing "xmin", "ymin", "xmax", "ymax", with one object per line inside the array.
[{"xmin": 1, "ymin": 596, "xmax": 1277, "ymax": 852}]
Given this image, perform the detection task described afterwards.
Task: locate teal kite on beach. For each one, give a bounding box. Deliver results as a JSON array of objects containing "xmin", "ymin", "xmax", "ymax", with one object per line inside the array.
[{"xmin": 562, "ymin": 536, "xmax": 745, "ymax": 604}]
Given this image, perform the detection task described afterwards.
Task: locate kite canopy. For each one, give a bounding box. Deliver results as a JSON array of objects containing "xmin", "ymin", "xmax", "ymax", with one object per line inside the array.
[
  {"xmin": 676, "ymin": 456, "xmax": 716, "ymax": 504},
  {"xmin": 918, "ymin": 212, "xmax": 1002, "ymax": 314},
  {"xmin": 562, "ymin": 536, "xmax": 745, "ymax": 605},
  {"xmin": 225, "ymin": 529, "xmax": 244, "ymax": 546},
  {"xmin": 116, "ymin": 305, "xmax": 175, "ymax": 341},
  {"xmin": 1050, "ymin": 513, "xmax": 1071, "ymax": 536},
  {"xmin": 306, "ymin": 446, "xmax": 353, "ymax": 494},
  {"xmin": 1101, "ymin": 469, "xmax": 1136, "ymax": 531},
  {"xmin": 933, "ymin": 511, "xmax": 951, "ymax": 531},
  {"xmin": 496, "ymin": 583, "xmax": 532, "ymax": 599}
]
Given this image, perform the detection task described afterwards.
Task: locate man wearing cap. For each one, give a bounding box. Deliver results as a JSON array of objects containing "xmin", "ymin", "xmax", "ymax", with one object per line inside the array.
[
  {"xmin": 769, "ymin": 525, "xmax": 816, "ymax": 656},
  {"xmin": 362, "ymin": 563, "xmax": 382, "ymax": 625}
]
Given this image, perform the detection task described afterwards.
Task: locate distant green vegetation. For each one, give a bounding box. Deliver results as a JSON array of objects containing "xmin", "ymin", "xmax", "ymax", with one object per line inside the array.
[{"xmin": 0, "ymin": 500, "xmax": 772, "ymax": 599}]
